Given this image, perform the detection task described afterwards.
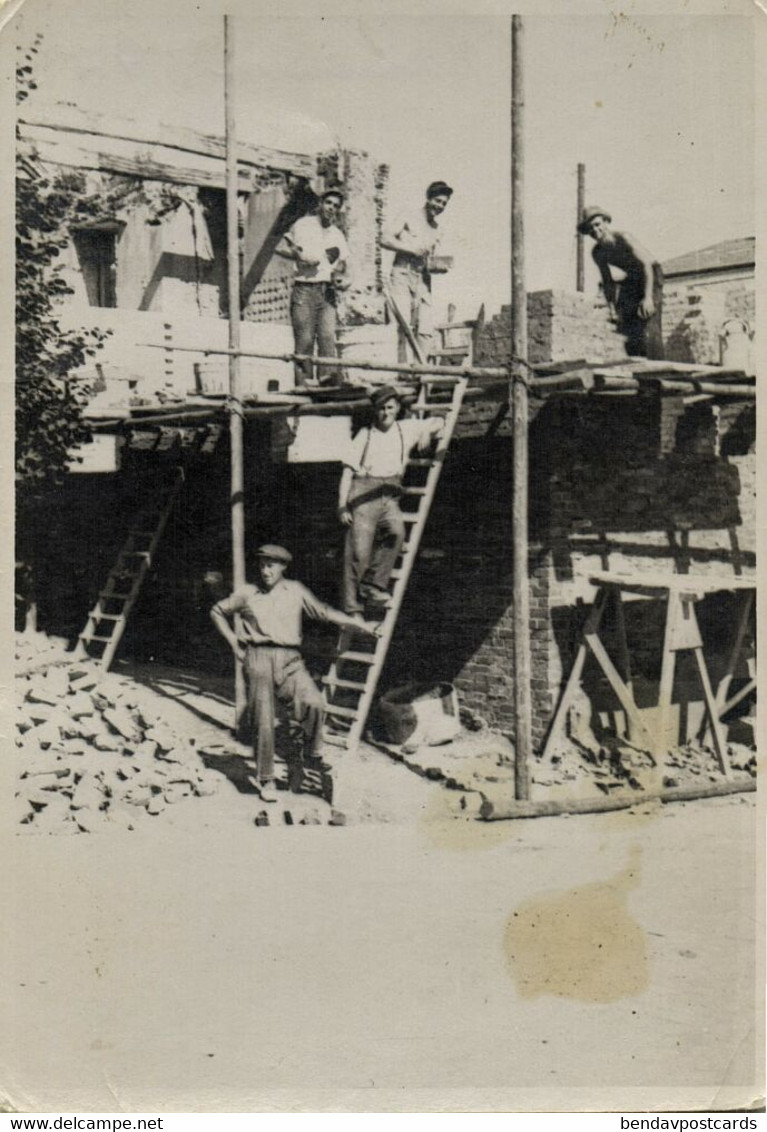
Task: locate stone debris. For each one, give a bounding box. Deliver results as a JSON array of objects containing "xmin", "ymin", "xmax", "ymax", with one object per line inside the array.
[{"xmin": 15, "ymin": 643, "xmax": 221, "ymax": 836}]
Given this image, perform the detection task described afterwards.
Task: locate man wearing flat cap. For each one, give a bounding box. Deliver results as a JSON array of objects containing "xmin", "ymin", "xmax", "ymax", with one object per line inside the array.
[
  {"xmin": 337, "ymin": 386, "xmax": 445, "ymax": 615},
  {"xmin": 276, "ymin": 188, "xmax": 351, "ymax": 387},
  {"xmin": 382, "ymin": 181, "xmax": 454, "ymax": 363},
  {"xmin": 210, "ymin": 544, "xmax": 377, "ymax": 803},
  {"xmin": 578, "ymin": 206, "xmax": 664, "ymax": 359}
]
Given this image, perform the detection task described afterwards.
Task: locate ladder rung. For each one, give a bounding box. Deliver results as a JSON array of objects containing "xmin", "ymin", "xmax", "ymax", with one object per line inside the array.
[
  {"xmin": 82, "ymin": 634, "xmax": 115, "ymax": 643},
  {"xmin": 402, "ymin": 487, "xmax": 428, "ymax": 496},
  {"xmin": 121, "ymin": 550, "xmax": 151, "ymax": 558},
  {"xmin": 407, "ymin": 458, "xmax": 433, "ymax": 467},
  {"xmin": 100, "ymin": 591, "xmax": 132, "ymax": 600},
  {"xmin": 339, "ymin": 651, "xmax": 377, "ymax": 665},
  {"xmin": 325, "ymin": 704, "xmax": 359, "ymax": 720},
  {"xmin": 322, "ymin": 733, "xmax": 349, "ymax": 749},
  {"xmin": 322, "ymin": 676, "xmax": 368, "ymax": 691},
  {"xmin": 94, "ymin": 614, "xmax": 123, "ymax": 621}
]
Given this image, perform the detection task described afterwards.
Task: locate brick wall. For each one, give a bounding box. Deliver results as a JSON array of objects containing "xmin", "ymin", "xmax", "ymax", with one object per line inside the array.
[{"xmin": 476, "ymin": 276, "xmax": 756, "ymax": 369}]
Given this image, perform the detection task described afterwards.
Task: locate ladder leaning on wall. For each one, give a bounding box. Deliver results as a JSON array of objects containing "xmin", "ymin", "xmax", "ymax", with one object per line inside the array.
[
  {"xmin": 320, "ymin": 374, "xmax": 468, "ymax": 757},
  {"xmin": 74, "ymin": 467, "xmax": 186, "ymax": 670}
]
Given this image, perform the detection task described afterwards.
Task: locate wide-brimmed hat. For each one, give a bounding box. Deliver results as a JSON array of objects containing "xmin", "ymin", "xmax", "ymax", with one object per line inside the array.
[
  {"xmin": 577, "ymin": 206, "xmax": 612, "ymax": 234},
  {"xmin": 256, "ymin": 544, "xmax": 292, "ymax": 565},
  {"xmin": 370, "ymin": 385, "xmax": 404, "ymax": 408}
]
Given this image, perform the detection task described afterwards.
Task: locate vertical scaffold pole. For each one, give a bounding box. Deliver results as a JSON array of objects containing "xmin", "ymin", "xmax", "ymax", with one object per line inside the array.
[
  {"xmin": 511, "ymin": 14, "xmax": 531, "ymax": 800},
  {"xmin": 224, "ymin": 14, "xmax": 247, "ymax": 726}
]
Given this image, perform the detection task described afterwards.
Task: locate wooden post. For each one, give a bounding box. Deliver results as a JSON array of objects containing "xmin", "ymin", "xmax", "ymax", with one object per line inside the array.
[
  {"xmin": 224, "ymin": 14, "xmax": 247, "ymax": 726},
  {"xmin": 576, "ymin": 162, "xmax": 585, "ymax": 292},
  {"xmin": 511, "ymin": 15, "xmax": 532, "ymax": 801}
]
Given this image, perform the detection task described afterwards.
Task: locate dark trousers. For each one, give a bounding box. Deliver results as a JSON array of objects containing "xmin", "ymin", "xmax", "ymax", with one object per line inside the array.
[
  {"xmin": 244, "ymin": 645, "xmax": 325, "ymax": 782},
  {"xmin": 290, "ymin": 282, "xmax": 339, "ymax": 385},
  {"xmin": 342, "ymin": 477, "xmax": 406, "ymax": 613},
  {"xmin": 617, "ymin": 265, "xmax": 664, "ymax": 360}
]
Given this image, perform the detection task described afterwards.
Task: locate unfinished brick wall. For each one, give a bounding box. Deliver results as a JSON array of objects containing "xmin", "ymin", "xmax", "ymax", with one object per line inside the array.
[
  {"xmin": 476, "ymin": 277, "xmax": 756, "ymax": 369},
  {"xmin": 475, "ymin": 291, "xmax": 629, "ymax": 368}
]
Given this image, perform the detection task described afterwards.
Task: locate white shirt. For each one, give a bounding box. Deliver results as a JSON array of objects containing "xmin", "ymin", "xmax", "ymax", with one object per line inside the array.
[
  {"xmin": 287, "ymin": 215, "xmax": 350, "ymax": 284},
  {"xmin": 344, "ymin": 419, "xmax": 434, "ymax": 478}
]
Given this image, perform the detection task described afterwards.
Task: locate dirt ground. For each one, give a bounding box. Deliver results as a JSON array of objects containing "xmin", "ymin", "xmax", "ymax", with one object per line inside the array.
[{"xmin": 6, "ymin": 655, "xmax": 761, "ymax": 1112}]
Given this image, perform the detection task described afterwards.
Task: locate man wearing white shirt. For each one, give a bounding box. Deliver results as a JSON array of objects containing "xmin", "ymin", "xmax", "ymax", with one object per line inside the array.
[
  {"xmin": 337, "ymin": 386, "xmax": 444, "ymax": 614},
  {"xmin": 276, "ymin": 189, "xmax": 351, "ymax": 386},
  {"xmin": 381, "ymin": 180, "xmax": 453, "ymax": 363}
]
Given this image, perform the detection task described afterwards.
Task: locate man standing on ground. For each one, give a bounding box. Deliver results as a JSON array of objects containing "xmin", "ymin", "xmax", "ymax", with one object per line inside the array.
[
  {"xmin": 338, "ymin": 387, "xmax": 445, "ymax": 616},
  {"xmin": 210, "ymin": 545, "xmax": 377, "ymax": 803},
  {"xmin": 578, "ymin": 205, "xmax": 664, "ymax": 359},
  {"xmin": 276, "ymin": 189, "xmax": 351, "ymax": 387},
  {"xmin": 382, "ymin": 181, "xmax": 453, "ymax": 363}
]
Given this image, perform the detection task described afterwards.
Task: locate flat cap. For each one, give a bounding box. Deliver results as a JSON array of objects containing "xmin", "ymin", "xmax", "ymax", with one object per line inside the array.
[
  {"xmin": 426, "ymin": 180, "xmax": 453, "ymax": 199},
  {"xmin": 577, "ymin": 205, "xmax": 612, "ymax": 234},
  {"xmin": 370, "ymin": 384, "xmax": 405, "ymax": 407},
  {"xmin": 256, "ymin": 544, "xmax": 293, "ymax": 564},
  {"xmin": 321, "ymin": 188, "xmax": 345, "ymax": 204}
]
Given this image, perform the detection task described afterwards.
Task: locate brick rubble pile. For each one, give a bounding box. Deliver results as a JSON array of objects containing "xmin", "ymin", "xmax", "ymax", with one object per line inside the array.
[{"xmin": 15, "ymin": 650, "xmax": 220, "ymax": 834}]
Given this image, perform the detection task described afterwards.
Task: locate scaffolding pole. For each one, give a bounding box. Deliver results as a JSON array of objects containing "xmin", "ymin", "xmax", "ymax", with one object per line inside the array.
[
  {"xmin": 511, "ymin": 15, "xmax": 531, "ymax": 801},
  {"xmin": 224, "ymin": 14, "xmax": 246, "ymax": 726},
  {"xmin": 576, "ymin": 162, "xmax": 585, "ymax": 292}
]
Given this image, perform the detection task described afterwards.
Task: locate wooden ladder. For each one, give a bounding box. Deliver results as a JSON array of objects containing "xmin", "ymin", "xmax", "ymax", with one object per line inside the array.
[
  {"xmin": 321, "ymin": 375, "xmax": 468, "ymax": 756},
  {"xmin": 74, "ymin": 467, "xmax": 186, "ymax": 670}
]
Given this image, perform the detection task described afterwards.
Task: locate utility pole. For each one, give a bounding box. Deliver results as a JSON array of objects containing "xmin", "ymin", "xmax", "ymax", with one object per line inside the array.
[
  {"xmin": 576, "ymin": 162, "xmax": 586, "ymax": 292},
  {"xmin": 511, "ymin": 14, "xmax": 531, "ymax": 801},
  {"xmin": 224, "ymin": 14, "xmax": 246, "ymax": 726}
]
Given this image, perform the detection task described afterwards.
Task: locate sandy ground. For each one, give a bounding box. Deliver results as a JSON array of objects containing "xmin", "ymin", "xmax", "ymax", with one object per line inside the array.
[
  {"xmin": 1, "ymin": 778, "xmax": 761, "ymax": 1113},
  {"xmin": 4, "ymin": 660, "xmax": 763, "ymax": 1112}
]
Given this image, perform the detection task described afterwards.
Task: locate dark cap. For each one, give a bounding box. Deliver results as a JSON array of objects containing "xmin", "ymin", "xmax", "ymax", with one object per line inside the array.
[
  {"xmin": 577, "ymin": 205, "xmax": 612, "ymax": 234},
  {"xmin": 426, "ymin": 181, "xmax": 453, "ymax": 200},
  {"xmin": 321, "ymin": 188, "xmax": 345, "ymax": 205},
  {"xmin": 256, "ymin": 544, "xmax": 292, "ymax": 565},
  {"xmin": 370, "ymin": 385, "xmax": 404, "ymax": 408}
]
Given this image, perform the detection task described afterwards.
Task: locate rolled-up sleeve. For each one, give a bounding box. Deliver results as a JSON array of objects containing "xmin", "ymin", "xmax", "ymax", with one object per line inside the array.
[
  {"xmin": 212, "ymin": 586, "xmax": 249, "ymax": 617},
  {"xmin": 299, "ymin": 584, "xmax": 348, "ymax": 627}
]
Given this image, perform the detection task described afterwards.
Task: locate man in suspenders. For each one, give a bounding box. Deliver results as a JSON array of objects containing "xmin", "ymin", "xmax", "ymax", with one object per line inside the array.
[{"xmin": 337, "ymin": 386, "xmax": 444, "ymax": 615}]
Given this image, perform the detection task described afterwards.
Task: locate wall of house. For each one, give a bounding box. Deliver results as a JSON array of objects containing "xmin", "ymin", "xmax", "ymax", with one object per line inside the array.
[{"xmin": 662, "ymin": 271, "xmax": 755, "ymax": 365}]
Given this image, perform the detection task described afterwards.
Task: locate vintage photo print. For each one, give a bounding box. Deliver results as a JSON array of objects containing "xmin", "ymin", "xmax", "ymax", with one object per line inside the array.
[{"xmin": 3, "ymin": 0, "xmax": 763, "ymax": 1115}]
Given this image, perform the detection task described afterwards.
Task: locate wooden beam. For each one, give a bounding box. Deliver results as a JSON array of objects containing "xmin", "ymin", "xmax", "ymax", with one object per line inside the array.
[
  {"xmin": 19, "ymin": 104, "xmax": 315, "ymax": 177},
  {"xmin": 18, "ymin": 134, "xmax": 257, "ymax": 191},
  {"xmin": 479, "ymin": 776, "xmax": 754, "ymax": 821}
]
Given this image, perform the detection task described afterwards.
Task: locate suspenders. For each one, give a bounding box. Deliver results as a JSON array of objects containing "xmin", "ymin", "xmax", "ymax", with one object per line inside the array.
[{"xmin": 358, "ymin": 421, "xmax": 405, "ymax": 476}]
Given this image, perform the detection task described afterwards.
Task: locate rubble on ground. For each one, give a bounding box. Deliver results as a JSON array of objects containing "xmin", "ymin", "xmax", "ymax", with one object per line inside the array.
[{"xmin": 14, "ymin": 645, "xmax": 221, "ymax": 835}]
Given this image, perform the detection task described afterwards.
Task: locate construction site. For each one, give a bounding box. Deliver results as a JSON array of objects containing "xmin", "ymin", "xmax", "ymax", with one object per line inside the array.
[{"xmin": 8, "ymin": 5, "xmax": 760, "ymax": 1113}]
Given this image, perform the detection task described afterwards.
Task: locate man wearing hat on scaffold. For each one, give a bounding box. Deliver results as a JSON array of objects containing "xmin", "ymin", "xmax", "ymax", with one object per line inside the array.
[
  {"xmin": 337, "ymin": 386, "xmax": 445, "ymax": 617},
  {"xmin": 276, "ymin": 188, "xmax": 352, "ymax": 387},
  {"xmin": 210, "ymin": 545, "xmax": 378, "ymax": 803},
  {"xmin": 578, "ymin": 205, "xmax": 664, "ymax": 359},
  {"xmin": 381, "ymin": 181, "xmax": 454, "ymax": 363}
]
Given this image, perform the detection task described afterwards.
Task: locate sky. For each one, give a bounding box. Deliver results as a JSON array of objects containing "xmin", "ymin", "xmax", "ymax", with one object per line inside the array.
[{"xmin": 10, "ymin": 0, "xmax": 756, "ymax": 320}]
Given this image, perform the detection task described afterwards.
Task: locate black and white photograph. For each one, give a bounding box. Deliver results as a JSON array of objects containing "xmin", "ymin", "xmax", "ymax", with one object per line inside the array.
[{"xmin": 3, "ymin": 0, "xmax": 763, "ymax": 1116}]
